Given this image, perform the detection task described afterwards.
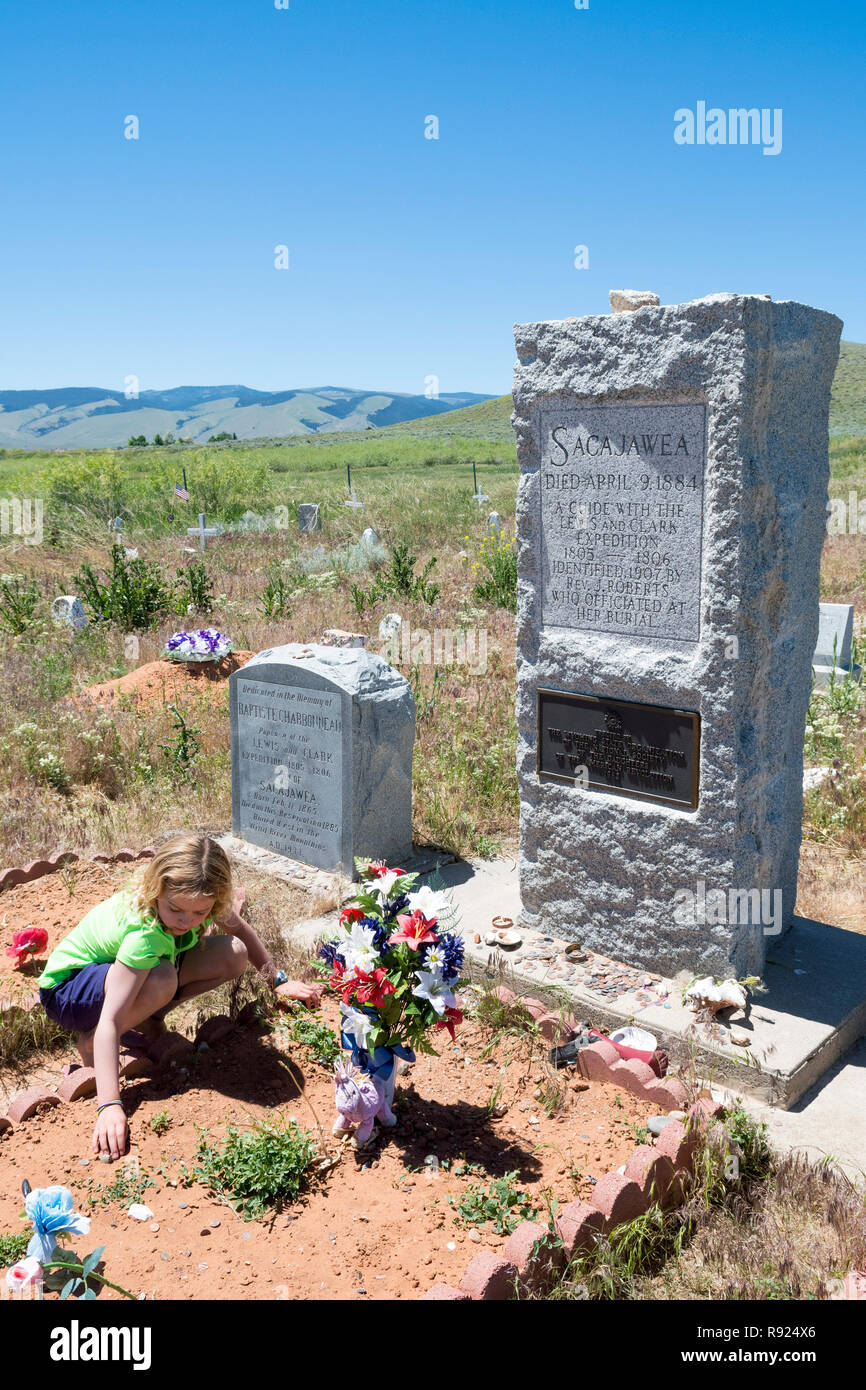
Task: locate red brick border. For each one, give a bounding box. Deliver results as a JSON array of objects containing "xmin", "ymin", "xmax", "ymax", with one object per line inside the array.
[
  {"xmin": 419, "ymin": 990, "xmax": 717, "ymax": 1302},
  {"xmin": 423, "ymin": 1099, "xmax": 723, "ymax": 1300},
  {"xmin": 0, "ymin": 846, "xmax": 155, "ymax": 894}
]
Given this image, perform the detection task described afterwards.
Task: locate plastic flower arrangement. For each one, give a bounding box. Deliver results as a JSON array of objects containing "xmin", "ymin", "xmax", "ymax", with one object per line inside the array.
[
  {"xmin": 321, "ymin": 862, "xmax": 465, "ymax": 1139},
  {"xmin": 161, "ymin": 628, "xmax": 233, "ymax": 662},
  {"xmin": 6, "ymin": 927, "xmax": 49, "ymax": 972}
]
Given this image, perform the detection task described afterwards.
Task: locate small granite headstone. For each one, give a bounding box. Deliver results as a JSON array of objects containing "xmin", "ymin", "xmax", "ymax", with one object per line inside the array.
[
  {"xmin": 230, "ymin": 644, "xmax": 414, "ymax": 874},
  {"xmin": 812, "ymin": 603, "xmax": 860, "ymax": 686},
  {"xmin": 487, "ymin": 511, "xmax": 503, "ymax": 534},
  {"xmin": 51, "ymin": 595, "xmax": 88, "ymax": 629},
  {"xmin": 361, "ymin": 527, "xmax": 379, "ymax": 547},
  {"xmin": 298, "ymin": 503, "xmax": 321, "ymax": 534}
]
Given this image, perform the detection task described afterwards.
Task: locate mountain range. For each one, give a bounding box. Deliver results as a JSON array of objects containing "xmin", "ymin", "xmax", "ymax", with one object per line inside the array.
[{"xmin": 0, "ymin": 385, "xmax": 494, "ymax": 451}]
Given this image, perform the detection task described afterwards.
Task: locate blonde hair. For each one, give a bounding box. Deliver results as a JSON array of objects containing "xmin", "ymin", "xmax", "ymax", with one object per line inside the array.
[{"xmin": 133, "ymin": 834, "xmax": 234, "ymax": 926}]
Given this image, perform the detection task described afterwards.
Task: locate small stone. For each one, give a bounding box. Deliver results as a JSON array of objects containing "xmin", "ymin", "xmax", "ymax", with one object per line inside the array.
[
  {"xmin": 648, "ymin": 1115, "xmax": 673, "ymax": 1137},
  {"xmin": 80, "ymin": 1159, "xmax": 90, "ymax": 1166},
  {"xmin": 178, "ymin": 1202, "xmax": 188, "ymax": 1210},
  {"xmin": 160, "ymin": 1253, "xmax": 170, "ymax": 1262},
  {"xmin": 198, "ymin": 1263, "xmax": 208, "ymax": 1271},
  {"xmin": 446, "ymin": 1242, "xmax": 457, "ymax": 1251},
  {"xmin": 99, "ymin": 1153, "xmax": 112, "ymax": 1164},
  {"xmin": 242, "ymin": 1232, "xmax": 252, "ymax": 1240},
  {"xmin": 210, "ymin": 1219, "xmax": 220, "ymax": 1228},
  {"xmin": 149, "ymin": 1222, "xmax": 160, "ymax": 1233},
  {"xmin": 468, "ymin": 1229, "xmax": 482, "ymax": 1243},
  {"xmin": 200, "ymin": 1229, "xmax": 211, "ymax": 1237}
]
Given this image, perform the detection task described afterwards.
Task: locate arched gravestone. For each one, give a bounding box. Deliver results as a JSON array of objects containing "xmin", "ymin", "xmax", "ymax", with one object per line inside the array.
[
  {"xmin": 513, "ymin": 293, "xmax": 842, "ymax": 978},
  {"xmin": 230, "ymin": 644, "xmax": 414, "ymax": 874}
]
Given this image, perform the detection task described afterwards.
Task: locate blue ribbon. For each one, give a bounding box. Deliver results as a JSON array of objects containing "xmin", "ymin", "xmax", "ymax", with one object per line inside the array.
[{"xmin": 340, "ymin": 1029, "xmax": 415, "ymax": 1082}]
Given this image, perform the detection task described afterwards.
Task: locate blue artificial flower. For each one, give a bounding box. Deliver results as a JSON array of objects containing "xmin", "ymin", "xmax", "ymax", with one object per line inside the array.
[
  {"xmin": 431, "ymin": 931, "xmax": 464, "ymax": 982},
  {"xmin": 382, "ymin": 893, "xmax": 410, "ymax": 922},
  {"xmin": 318, "ymin": 940, "xmax": 343, "ymax": 968},
  {"xmin": 359, "ymin": 915, "xmax": 390, "ymax": 952},
  {"xmin": 25, "ymin": 1186, "xmax": 90, "ymax": 1264}
]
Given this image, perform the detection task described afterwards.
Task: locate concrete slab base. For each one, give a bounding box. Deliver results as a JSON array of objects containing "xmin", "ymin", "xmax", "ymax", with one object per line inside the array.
[{"xmin": 282, "ymin": 853, "xmax": 866, "ymax": 1112}]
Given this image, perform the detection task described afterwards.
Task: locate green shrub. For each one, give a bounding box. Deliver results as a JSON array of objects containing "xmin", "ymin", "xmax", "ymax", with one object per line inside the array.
[
  {"xmin": 448, "ymin": 1170, "xmax": 539, "ymax": 1234},
  {"xmin": 186, "ymin": 1114, "xmax": 317, "ymax": 1218},
  {"xmin": 0, "ymin": 1231, "xmax": 29, "ymax": 1266},
  {"xmin": 176, "ymin": 561, "xmax": 215, "ymax": 615},
  {"xmin": 0, "ymin": 574, "xmax": 40, "ymax": 634},
  {"xmin": 75, "ymin": 545, "xmax": 175, "ymax": 630},
  {"xmin": 472, "ymin": 530, "xmax": 517, "ymax": 612}
]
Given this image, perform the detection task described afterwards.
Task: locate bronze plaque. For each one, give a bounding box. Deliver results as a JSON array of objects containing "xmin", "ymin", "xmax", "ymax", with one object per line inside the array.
[{"xmin": 537, "ymin": 689, "xmax": 700, "ymax": 810}]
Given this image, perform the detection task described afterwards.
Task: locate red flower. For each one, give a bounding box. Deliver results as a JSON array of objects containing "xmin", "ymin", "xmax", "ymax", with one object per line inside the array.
[
  {"xmin": 435, "ymin": 1006, "xmax": 464, "ymax": 1042},
  {"xmin": 338, "ymin": 907, "xmax": 364, "ymax": 927},
  {"xmin": 354, "ymin": 968, "xmax": 396, "ymax": 1010},
  {"xmin": 329, "ymin": 964, "xmax": 347, "ymax": 994},
  {"xmin": 388, "ymin": 911, "xmax": 437, "ymax": 951},
  {"xmin": 369, "ymin": 863, "xmax": 406, "ymax": 878},
  {"xmin": 6, "ymin": 928, "xmax": 49, "ymax": 966}
]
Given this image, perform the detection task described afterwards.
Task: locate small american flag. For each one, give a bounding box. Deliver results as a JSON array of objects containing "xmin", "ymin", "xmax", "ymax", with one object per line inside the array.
[{"xmin": 174, "ymin": 483, "xmax": 190, "ymax": 501}]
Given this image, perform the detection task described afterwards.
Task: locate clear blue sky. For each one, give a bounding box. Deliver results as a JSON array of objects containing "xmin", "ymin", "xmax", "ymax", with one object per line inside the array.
[{"xmin": 0, "ymin": 0, "xmax": 862, "ymax": 395}]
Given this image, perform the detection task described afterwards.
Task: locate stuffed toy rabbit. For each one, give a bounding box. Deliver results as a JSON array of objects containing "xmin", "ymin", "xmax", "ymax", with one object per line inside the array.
[{"xmin": 333, "ymin": 1059, "xmax": 397, "ymax": 1147}]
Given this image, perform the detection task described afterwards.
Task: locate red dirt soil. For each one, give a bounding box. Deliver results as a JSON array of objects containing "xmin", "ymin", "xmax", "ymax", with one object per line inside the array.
[
  {"xmin": 77, "ymin": 653, "xmax": 254, "ymax": 710},
  {"xmin": 0, "ymin": 1001, "xmax": 660, "ymax": 1301},
  {"xmin": 1, "ymin": 863, "xmax": 132, "ymax": 1001},
  {"xmin": 1, "ymin": 865, "xmax": 665, "ymax": 1301}
]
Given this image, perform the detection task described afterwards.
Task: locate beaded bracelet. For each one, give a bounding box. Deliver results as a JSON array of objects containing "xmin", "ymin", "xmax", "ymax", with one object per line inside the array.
[{"xmin": 96, "ymin": 1101, "xmax": 124, "ymax": 1115}]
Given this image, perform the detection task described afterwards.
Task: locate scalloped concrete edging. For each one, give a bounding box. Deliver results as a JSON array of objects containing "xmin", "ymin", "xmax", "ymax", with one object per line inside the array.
[
  {"xmin": 422, "ymin": 1097, "xmax": 726, "ymax": 1300},
  {"xmin": 0, "ymin": 845, "xmax": 156, "ymax": 894}
]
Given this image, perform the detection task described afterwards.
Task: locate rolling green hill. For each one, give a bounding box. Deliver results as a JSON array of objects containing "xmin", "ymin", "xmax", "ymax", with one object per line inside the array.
[{"xmin": 830, "ymin": 341, "xmax": 866, "ymax": 437}]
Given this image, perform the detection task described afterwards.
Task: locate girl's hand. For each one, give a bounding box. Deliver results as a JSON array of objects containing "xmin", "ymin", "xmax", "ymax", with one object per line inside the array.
[
  {"xmin": 92, "ymin": 1105, "xmax": 129, "ymax": 1162},
  {"xmin": 275, "ymin": 980, "xmax": 322, "ymax": 1009}
]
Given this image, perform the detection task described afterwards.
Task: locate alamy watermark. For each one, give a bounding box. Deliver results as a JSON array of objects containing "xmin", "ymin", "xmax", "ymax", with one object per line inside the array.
[
  {"xmin": 0, "ymin": 498, "xmax": 43, "ymax": 545},
  {"xmin": 672, "ymin": 879, "xmax": 783, "ymax": 936},
  {"xmin": 379, "ymin": 621, "xmax": 488, "ymax": 675},
  {"xmin": 827, "ymin": 491, "xmax": 866, "ymax": 535},
  {"xmin": 674, "ymin": 103, "xmax": 782, "ymax": 156}
]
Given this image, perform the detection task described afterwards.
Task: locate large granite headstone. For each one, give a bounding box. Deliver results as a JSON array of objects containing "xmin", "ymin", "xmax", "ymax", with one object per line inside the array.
[
  {"xmin": 513, "ymin": 293, "xmax": 842, "ymax": 977},
  {"xmin": 230, "ymin": 644, "xmax": 414, "ymax": 874}
]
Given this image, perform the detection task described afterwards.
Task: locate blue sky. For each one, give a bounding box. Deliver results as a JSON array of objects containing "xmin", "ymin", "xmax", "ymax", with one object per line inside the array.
[{"xmin": 0, "ymin": 0, "xmax": 862, "ymax": 395}]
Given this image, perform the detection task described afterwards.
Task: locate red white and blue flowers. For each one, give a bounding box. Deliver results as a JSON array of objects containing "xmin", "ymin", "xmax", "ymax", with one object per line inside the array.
[
  {"xmin": 321, "ymin": 862, "xmax": 466, "ymax": 1117},
  {"xmin": 162, "ymin": 628, "xmax": 233, "ymax": 662}
]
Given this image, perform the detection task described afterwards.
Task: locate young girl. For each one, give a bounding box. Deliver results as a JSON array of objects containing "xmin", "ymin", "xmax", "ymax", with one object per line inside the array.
[{"xmin": 38, "ymin": 833, "xmax": 320, "ymax": 1162}]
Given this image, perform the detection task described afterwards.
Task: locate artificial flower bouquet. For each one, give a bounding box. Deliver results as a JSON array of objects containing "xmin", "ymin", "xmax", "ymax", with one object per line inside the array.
[
  {"xmin": 320, "ymin": 862, "xmax": 465, "ymax": 1138},
  {"xmin": 161, "ymin": 628, "xmax": 233, "ymax": 662}
]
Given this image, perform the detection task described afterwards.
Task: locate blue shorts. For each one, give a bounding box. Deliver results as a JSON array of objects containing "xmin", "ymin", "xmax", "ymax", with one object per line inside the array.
[
  {"xmin": 40, "ymin": 963, "xmax": 114, "ymax": 1033},
  {"xmin": 40, "ymin": 952, "xmax": 190, "ymax": 1033}
]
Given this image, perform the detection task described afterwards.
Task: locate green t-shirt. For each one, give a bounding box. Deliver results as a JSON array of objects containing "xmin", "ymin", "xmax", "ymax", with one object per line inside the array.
[{"xmin": 40, "ymin": 891, "xmax": 207, "ymax": 991}]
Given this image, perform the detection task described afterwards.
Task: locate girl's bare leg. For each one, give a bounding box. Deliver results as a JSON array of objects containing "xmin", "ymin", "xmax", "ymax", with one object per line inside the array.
[
  {"xmin": 150, "ymin": 936, "xmax": 249, "ymax": 1023},
  {"xmin": 75, "ymin": 960, "xmax": 178, "ymax": 1065}
]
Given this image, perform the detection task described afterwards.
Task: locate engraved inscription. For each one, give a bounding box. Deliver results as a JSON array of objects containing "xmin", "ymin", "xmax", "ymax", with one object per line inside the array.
[
  {"xmin": 537, "ymin": 689, "xmax": 700, "ymax": 810},
  {"xmin": 539, "ymin": 403, "xmax": 706, "ymax": 640},
  {"xmin": 234, "ymin": 678, "xmax": 344, "ymax": 869}
]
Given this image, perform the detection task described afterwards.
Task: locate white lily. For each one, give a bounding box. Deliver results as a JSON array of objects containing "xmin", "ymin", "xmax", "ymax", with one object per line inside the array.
[
  {"xmin": 339, "ymin": 921, "xmax": 383, "ymax": 974},
  {"xmin": 412, "ymin": 968, "xmax": 456, "ymax": 1016},
  {"xmin": 339, "ymin": 1002, "xmax": 378, "ymax": 1050},
  {"xmin": 406, "ymin": 885, "xmax": 451, "ymax": 922},
  {"xmin": 372, "ymin": 869, "xmax": 404, "ymax": 903}
]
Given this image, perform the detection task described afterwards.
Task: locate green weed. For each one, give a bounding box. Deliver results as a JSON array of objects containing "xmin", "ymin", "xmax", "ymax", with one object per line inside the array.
[{"xmin": 185, "ymin": 1113, "xmax": 317, "ymax": 1218}]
